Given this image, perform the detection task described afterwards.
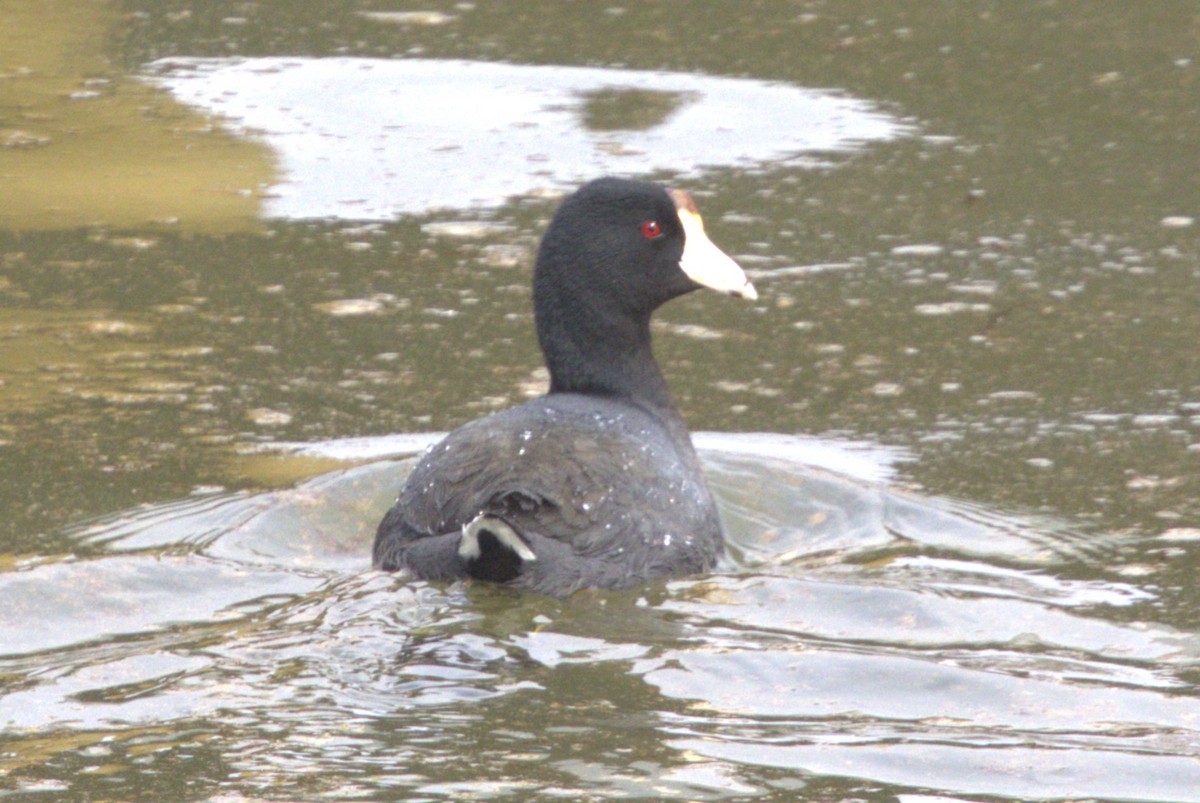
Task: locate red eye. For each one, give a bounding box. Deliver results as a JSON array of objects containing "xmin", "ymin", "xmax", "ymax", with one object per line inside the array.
[{"xmin": 641, "ymin": 220, "xmax": 663, "ymax": 239}]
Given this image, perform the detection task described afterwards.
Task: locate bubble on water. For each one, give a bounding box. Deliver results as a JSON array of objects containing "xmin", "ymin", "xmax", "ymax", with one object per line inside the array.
[
  {"xmin": 314, "ymin": 298, "xmax": 386, "ymax": 316},
  {"xmin": 248, "ymin": 408, "xmax": 293, "ymax": 427},
  {"xmin": 914, "ymin": 302, "xmax": 991, "ymax": 316},
  {"xmin": 421, "ymin": 221, "xmax": 513, "ymax": 239},
  {"xmin": 891, "ymin": 244, "xmax": 944, "ymax": 257},
  {"xmin": 1157, "ymin": 528, "xmax": 1200, "ymax": 542}
]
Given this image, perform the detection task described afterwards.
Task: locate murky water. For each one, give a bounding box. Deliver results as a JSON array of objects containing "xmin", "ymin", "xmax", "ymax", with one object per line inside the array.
[
  {"xmin": 2, "ymin": 1, "xmax": 1199, "ymax": 799},
  {"xmin": 7, "ymin": 439, "xmax": 1197, "ymax": 800}
]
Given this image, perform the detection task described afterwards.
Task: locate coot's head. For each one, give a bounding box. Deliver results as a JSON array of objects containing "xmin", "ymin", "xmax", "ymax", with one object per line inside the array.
[
  {"xmin": 533, "ymin": 177, "xmax": 756, "ymax": 402},
  {"xmin": 534, "ymin": 178, "xmax": 756, "ymax": 320}
]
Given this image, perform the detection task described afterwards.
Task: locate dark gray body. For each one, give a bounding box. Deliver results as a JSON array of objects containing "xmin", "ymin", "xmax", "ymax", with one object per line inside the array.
[{"xmin": 373, "ymin": 393, "xmax": 722, "ymax": 596}]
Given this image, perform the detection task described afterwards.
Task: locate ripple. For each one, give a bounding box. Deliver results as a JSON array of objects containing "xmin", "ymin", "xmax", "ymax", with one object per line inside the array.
[{"xmin": 5, "ymin": 433, "xmax": 1195, "ymax": 800}]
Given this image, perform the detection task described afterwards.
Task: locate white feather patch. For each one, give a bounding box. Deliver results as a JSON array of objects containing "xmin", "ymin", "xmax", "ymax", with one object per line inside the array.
[{"xmin": 459, "ymin": 514, "xmax": 538, "ymax": 562}]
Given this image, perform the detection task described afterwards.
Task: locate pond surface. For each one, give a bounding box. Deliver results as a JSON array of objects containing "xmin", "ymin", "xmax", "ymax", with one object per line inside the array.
[
  {"xmin": 146, "ymin": 56, "xmax": 905, "ymax": 219},
  {"xmin": 2, "ymin": 1, "xmax": 1199, "ymax": 800},
  {"xmin": 7, "ymin": 438, "xmax": 1197, "ymax": 800}
]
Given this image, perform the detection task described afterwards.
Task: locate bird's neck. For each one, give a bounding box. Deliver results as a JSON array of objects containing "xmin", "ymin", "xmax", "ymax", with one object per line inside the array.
[{"xmin": 537, "ymin": 294, "xmax": 678, "ymax": 414}]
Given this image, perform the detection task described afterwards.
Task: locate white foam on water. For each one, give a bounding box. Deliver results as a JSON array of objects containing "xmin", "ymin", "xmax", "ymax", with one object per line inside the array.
[{"xmin": 146, "ymin": 57, "xmax": 910, "ymax": 220}]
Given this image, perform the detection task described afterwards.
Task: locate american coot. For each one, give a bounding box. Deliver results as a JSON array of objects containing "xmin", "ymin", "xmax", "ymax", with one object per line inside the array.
[{"xmin": 373, "ymin": 177, "xmax": 757, "ymax": 596}]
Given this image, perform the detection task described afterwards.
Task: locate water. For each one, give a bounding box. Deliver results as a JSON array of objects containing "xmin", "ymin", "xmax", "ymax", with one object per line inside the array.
[
  {"xmin": 145, "ymin": 57, "xmax": 907, "ymax": 220},
  {"xmin": 6, "ymin": 437, "xmax": 1195, "ymax": 800},
  {"xmin": 3, "ymin": 1, "xmax": 1200, "ymax": 799}
]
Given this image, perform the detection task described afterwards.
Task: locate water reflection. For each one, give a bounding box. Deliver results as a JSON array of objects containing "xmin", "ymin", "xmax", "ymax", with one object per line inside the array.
[
  {"xmin": 3, "ymin": 437, "xmax": 1195, "ymax": 799},
  {"xmin": 578, "ymin": 87, "xmax": 694, "ymax": 132},
  {"xmin": 146, "ymin": 57, "xmax": 909, "ymax": 220}
]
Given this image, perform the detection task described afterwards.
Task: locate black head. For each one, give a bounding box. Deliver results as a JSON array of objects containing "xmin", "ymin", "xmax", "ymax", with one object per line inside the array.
[
  {"xmin": 531, "ymin": 177, "xmax": 755, "ymax": 403},
  {"xmin": 534, "ymin": 177, "xmax": 754, "ymax": 321}
]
